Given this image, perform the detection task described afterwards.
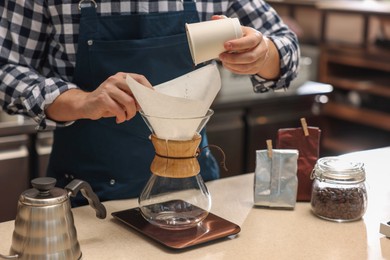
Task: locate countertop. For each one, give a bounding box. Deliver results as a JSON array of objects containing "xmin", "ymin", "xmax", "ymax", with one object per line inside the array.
[{"xmin": 1, "ymin": 147, "xmax": 389, "ymax": 259}]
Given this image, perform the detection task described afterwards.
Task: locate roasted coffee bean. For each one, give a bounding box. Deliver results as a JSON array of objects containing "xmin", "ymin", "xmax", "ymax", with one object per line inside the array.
[{"xmin": 311, "ymin": 186, "xmax": 367, "ymax": 221}]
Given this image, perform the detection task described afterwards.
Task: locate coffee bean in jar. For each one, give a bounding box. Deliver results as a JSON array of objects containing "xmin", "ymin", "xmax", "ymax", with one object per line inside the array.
[{"xmin": 310, "ymin": 157, "xmax": 367, "ymax": 222}]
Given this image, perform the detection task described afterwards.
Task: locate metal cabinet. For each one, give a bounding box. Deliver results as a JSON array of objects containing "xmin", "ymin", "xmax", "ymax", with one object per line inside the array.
[
  {"xmin": 0, "ymin": 135, "xmax": 30, "ymax": 222},
  {"xmin": 206, "ymin": 109, "xmax": 245, "ymax": 178}
]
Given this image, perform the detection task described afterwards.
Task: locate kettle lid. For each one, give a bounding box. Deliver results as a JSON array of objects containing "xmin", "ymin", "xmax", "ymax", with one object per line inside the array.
[{"xmin": 20, "ymin": 177, "xmax": 68, "ymax": 206}]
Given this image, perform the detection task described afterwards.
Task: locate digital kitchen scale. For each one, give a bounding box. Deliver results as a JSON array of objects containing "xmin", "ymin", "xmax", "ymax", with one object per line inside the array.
[{"xmin": 112, "ymin": 205, "xmax": 241, "ymax": 250}]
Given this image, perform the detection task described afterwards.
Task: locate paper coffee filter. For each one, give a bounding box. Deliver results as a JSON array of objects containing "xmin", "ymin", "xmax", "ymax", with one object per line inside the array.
[{"xmin": 126, "ymin": 64, "xmax": 221, "ymax": 140}]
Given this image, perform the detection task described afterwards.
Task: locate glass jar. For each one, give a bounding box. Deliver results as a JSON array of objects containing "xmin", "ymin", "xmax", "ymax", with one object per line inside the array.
[{"xmin": 310, "ymin": 157, "xmax": 367, "ymax": 222}]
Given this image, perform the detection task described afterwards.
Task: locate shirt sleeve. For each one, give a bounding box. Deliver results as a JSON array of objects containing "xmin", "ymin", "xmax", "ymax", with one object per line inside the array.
[
  {"xmin": 0, "ymin": 1, "xmax": 77, "ymax": 130},
  {"xmin": 226, "ymin": 0, "xmax": 300, "ymax": 92}
]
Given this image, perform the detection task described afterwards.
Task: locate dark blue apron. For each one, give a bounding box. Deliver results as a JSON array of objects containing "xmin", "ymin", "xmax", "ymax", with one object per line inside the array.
[{"xmin": 46, "ymin": 1, "xmax": 219, "ymax": 206}]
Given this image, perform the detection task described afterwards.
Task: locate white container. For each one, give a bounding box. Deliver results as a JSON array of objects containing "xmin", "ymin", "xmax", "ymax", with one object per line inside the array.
[{"xmin": 186, "ymin": 18, "xmax": 243, "ymax": 65}]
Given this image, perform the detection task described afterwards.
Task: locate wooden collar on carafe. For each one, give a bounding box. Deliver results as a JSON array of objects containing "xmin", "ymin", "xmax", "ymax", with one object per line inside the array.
[{"xmin": 150, "ymin": 134, "xmax": 201, "ymax": 178}]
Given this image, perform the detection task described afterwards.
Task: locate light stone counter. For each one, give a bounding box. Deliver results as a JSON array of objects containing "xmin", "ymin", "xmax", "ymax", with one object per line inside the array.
[{"xmin": 1, "ymin": 147, "xmax": 390, "ymax": 259}]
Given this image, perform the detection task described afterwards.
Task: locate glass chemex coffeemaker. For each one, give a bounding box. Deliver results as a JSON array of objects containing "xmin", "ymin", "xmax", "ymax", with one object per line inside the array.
[
  {"xmin": 138, "ymin": 109, "xmax": 214, "ymax": 230},
  {"xmin": 111, "ymin": 64, "xmax": 240, "ymax": 249}
]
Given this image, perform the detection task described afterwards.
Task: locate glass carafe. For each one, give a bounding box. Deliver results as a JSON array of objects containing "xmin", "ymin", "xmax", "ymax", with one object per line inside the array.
[{"xmin": 138, "ymin": 110, "xmax": 213, "ymax": 230}]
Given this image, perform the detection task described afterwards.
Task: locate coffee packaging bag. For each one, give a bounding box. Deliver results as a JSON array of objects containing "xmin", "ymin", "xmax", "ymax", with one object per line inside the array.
[
  {"xmin": 254, "ymin": 149, "xmax": 299, "ymax": 209},
  {"xmin": 276, "ymin": 119, "xmax": 321, "ymax": 201}
]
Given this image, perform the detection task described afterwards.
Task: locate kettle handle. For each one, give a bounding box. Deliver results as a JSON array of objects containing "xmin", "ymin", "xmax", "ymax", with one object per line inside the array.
[{"xmin": 65, "ymin": 179, "xmax": 107, "ymax": 219}]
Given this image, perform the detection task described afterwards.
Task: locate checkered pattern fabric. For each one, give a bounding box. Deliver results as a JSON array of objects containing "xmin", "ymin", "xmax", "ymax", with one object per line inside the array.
[{"xmin": 0, "ymin": 0, "xmax": 299, "ymax": 130}]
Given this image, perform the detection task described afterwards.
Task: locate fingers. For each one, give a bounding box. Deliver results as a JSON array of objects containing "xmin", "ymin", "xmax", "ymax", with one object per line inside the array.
[
  {"xmin": 107, "ymin": 87, "xmax": 137, "ymax": 122},
  {"xmin": 113, "ymin": 72, "xmax": 153, "ymax": 117},
  {"xmin": 115, "ymin": 72, "xmax": 153, "ymax": 94},
  {"xmin": 125, "ymin": 73, "xmax": 153, "ymax": 89},
  {"xmin": 219, "ymin": 27, "xmax": 270, "ymax": 75},
  {"xmin": 92, "ymin": 82, "xmax": 134, "ymax": 123},
  {"xmin": 209, "ymin": 17, "xmax": 262, "ymax": 54},
  {"xmin": 223, "ymin": 27, "xmax": 263, "ymax": 54},
  {"xmin": 211, "ymin": 15, "xmax": 227, "ymax": 20},
  {"xmin": 90, "ymin": 72, "xmax": 152, "ymax": 123},
  {"xmin": 118, "ymin": 72, "xmax": 151, "ymax": 117},
  {"xmin": 100, "ymin": 93, "xmax": 129, "ymax": 123}
]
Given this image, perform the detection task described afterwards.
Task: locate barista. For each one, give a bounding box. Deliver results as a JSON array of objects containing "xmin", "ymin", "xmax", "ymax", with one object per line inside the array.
[{"xmin": 0, "ymin": 0, "xmax": 300, "ymax": 205}]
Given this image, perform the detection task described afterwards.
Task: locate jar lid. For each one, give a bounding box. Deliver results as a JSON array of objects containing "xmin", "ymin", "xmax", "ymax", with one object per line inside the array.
[{"xmin": 312, "ymin": 156, "xmax": 365, "ymax": 183}]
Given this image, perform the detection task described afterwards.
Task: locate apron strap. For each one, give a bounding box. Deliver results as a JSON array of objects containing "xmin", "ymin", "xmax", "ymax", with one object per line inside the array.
[{"xmin": 183, "ymin": 0, "xmax": 198, "ymax": 12}]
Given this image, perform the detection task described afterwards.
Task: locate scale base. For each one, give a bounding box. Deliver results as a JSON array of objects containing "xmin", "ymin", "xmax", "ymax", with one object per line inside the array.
[{"xmin": 112, "ymin": 205, "xmax": 240, "ymax": 250}]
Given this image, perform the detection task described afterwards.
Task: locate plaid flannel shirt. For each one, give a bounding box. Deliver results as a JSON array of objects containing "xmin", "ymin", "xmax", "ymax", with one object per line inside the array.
[{"xmin": 0, "ymin": 0, "xmax": 299, "ymax": 130}]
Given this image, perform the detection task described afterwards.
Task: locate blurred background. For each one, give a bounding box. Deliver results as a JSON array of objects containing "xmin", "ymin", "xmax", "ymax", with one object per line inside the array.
[{"xmin": 0, "ymin": 0, "xmax": 389, "ymax": 222}]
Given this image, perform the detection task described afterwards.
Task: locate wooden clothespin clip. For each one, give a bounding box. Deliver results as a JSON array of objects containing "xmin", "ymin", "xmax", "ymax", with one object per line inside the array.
[
  {"xmin": 300, "ymin": 117, "xmax": 309, "ymax": 137},
  {"xmin": 266, "ymin": 139, "xmax": 273, "ymax": 158}
]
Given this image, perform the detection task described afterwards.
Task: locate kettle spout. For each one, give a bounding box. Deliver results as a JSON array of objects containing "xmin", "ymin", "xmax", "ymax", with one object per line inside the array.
[{"xmin": 65, "ymin": 179, "xmax": 107, "ymax": 219}]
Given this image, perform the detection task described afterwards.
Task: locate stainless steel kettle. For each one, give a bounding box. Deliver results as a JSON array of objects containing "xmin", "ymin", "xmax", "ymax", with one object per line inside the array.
[{"xmin": 0, "ymin": 177, "xmax": 106, "ymax": 260}]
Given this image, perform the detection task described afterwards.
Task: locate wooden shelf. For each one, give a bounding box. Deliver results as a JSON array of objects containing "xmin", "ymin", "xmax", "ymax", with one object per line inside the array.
[
  {"xmin": 321, "ymin": 45, "xmax": 390, "ymax": 72},
  {"xmin": 323, "ymin": 102, "xmax": 390, "ymax": 131},
  {"xmin": 272, "ymin": 0, "xmax": 390, "ymax": 155},
  {"xmin": 326, "ymin": 74, "xmax": 390, "ymax": 98},
  {"xmin": 316, "ymin": 1, "xmax": 390, "ymax": 16},
  {"xmin": 322, "ymin": 135, "xmax": 388, "ymax": 155},
  {"xmin": 319, "ymin": 22, "xmax": 390, "ymax": 155},
  {"xmin": 320, "ymin": 116, "xmax": 390, "ymax": 155}
]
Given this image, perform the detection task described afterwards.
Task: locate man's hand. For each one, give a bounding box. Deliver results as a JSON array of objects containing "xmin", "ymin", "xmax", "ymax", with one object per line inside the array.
[
  {"xmin": 46, "ymin": 72, "xmax": 152, "ymax": 124},
  {"xmin": 211, "ymin": 15, "xmax": 280, "ymax": 80}
]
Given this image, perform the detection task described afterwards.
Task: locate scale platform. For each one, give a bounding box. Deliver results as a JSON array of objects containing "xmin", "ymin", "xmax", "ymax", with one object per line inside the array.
[{"xmin": 112, "ymin": 205, "xmax": 241, "ymax": 250}]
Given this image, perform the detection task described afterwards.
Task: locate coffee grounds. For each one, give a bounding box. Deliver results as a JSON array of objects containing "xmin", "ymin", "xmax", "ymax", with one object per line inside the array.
[{"xmin": 311, "ymin": 186, "xmax": 367, "ymax": 221}]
